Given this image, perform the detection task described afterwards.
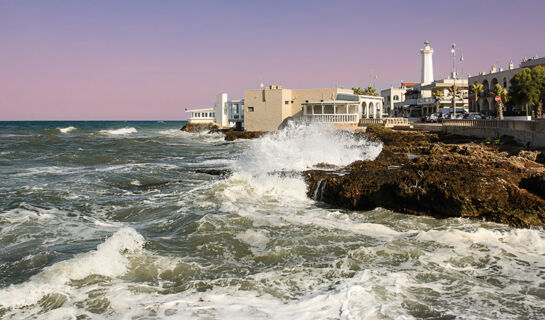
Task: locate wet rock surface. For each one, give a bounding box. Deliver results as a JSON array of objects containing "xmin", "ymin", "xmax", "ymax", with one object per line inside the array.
[
  {"xmin": 223, "ymin": 131, "xmax": 265, "ymax": 141},
  {"xmin": 304, "ymin": 125, "xmax": 545, "ymax": 228},
  {"xmin": 181, "ymin": 122, "xmax": 219, "ymax": 132}
]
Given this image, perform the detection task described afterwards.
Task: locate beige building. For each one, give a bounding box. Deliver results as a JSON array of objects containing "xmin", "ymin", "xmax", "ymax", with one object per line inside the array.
[
  {"xmin": 381, "ymin": 82, "xmax": 419, "ymax": 116},
  {"xmin": 243, "ymin": 85, "xmax": 383, "ymax": 131},
  {"xmin": 468, "ymin": 56, "xmax": 545, "ymax": 114}
]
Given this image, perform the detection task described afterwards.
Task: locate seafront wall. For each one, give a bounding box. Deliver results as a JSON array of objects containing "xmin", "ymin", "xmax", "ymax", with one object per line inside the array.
[{"xmin": 442, "ymin": 119, "xmax": 545, "ymax": 147}]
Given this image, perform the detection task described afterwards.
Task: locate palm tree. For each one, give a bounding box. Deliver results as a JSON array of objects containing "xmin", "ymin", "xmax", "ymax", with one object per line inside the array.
[
  {"xmin": 432, "ymin": 90, "xmax": 444, "ymax": 113},
  {"xmin": 492, "ymin": 83, "xmax": 508, "ymax": 120},
  {"xmin": 470, "ymin": 82, "xmax": 483, "ymax": 112},
  {"xmin": 362, "ymin": 86, "xmax": 379, "ymax": 96},
  {"xmin": 448, "ymin": 85, "xmax": 462, "ymax": 115},
  {"xmin": 352, "ymin": 87, "xmax": 363, "ymax": 95}
]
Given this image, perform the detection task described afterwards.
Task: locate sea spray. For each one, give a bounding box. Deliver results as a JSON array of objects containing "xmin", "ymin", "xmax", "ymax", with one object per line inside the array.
[{"xmin": 233, "ymin": 121, "xmax": 382, "ymax": 175}]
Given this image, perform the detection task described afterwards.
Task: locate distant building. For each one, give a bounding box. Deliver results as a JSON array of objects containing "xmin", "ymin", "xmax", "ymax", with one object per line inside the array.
[
  {"xmin": 213, "ymin": 93, "xmax": 245, "ymax": 128},
  {"xmin": 227, "ymin": 98, "xmax": 244, "ymax": 130},
  {"xmin": 186, "ymin": 108, "xmax": 215, "ymax": 124},
  {"xmin": 468, "ymin": 56, "xmax": 545, "ymax": 115},
  {"xmin": 390, "ymin": 41, "xmax": 468, "ymax": 118},
  {"xmin": 243, "ymin": 85, "xmax": 383, "ymax": 131},
  {"xmin": 381, "ymin": 82, "xmax": 418, "ymax": 116}
]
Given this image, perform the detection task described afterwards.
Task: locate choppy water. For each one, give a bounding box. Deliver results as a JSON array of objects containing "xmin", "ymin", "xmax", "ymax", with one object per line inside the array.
[{"xmin": 0, "ymin": 121, "xmax": 544, "ymax": 319}]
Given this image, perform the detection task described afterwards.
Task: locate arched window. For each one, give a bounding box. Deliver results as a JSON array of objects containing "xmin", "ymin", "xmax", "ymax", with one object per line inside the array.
[{"xmin": 393, "ymin": 95, "xmax": 399, "ymax": 101}]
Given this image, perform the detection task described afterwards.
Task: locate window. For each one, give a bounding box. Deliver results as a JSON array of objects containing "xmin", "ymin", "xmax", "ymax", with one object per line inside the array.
[
  {"xmin": 285, "ymin": 101, "xmax": 289, "ymax": 105},
  {"xmin": 248, "ymin": 107, "xmax": 254, "ymax": 112},
  {"xmin": 394, "ymin": 95, "xmax": 399, "ymax": 101}
]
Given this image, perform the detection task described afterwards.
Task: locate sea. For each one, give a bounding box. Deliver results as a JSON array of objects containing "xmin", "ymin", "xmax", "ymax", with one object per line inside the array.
[{"xmin": 0, "ymin": 121, "xmax": 544, "ymax": 319}]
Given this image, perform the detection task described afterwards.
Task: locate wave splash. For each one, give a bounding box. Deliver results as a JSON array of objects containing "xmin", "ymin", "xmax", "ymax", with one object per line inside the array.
[
  {"xmin": 0, "ymin": 227, "xmax": 144, "ymax": 310},
  {"xmin": 98, "ymin": 127, "xmax": 137, "ymax": 135},
  {"xmin": 57, "ymin": 126, "xmax": 77, "ymax": 134},
  {"xmin": 216, "ymin": 122, "xmax": 383, "ymax": 206},
  {"xmin": 235, "ymin": 121, "xmax": 382, "ymax": 175}
]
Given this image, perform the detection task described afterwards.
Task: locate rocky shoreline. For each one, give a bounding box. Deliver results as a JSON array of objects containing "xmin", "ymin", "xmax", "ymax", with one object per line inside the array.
[
  {"xmin": 304, "ymin": 125, "xmax": 545, "ymax": 228},
  {"xmin": 181, "ymin": 122, "xmax": 265, "ymax": 141}
]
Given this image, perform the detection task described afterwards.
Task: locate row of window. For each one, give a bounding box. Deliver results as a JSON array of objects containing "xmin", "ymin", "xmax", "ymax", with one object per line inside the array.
[
  {"xmin": 192, "ymin": 112, "xmax": 215, "ymax": 118},
  {"xmin": 385, "ymin": 95, "xmax": 400, "ymax": 103}
]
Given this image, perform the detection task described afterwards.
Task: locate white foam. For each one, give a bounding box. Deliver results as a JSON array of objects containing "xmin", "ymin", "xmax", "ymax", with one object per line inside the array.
[
  {"xmin": 237, "ymin": 229, "xmax": 270, "ymax": 251},
  {"xmin": 98, "ymin": 127, "xmax": 137, "ymax": 135},
  {"xmin": 0, "ymin": 227, "xmax": 144, "ymax": 308},
  {"xmin": 57, "ymin": 126, "xmax": 77, "ymax": 133},
  {"xmin": 234, "ymin": 122, "xmax": 382, "ymax": 175}
]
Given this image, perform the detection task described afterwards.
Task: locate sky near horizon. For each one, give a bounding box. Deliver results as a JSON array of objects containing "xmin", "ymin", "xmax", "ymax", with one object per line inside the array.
[{"xmin": 1, "ymin": 0, "xmax": 545, "ymax": 120}]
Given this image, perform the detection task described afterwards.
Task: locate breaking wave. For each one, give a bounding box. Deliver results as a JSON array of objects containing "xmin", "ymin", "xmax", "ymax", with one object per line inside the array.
[
  {"xmin": 98, "ymin": 127, "xmax": 137, "ymax": 135},
  {"xmin": 57, "ymin": 126, "xmax": 77, "ymax": 134}
]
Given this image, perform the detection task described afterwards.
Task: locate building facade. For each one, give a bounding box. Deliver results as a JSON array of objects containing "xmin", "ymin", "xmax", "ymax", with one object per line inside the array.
[
  {"xmin": 186, "ymin": 108, "xmax": 215, "ymax": 124},
  {"xmin": 468, "ymin": 56, "xmax": 545, "ymax": 115},
  {"xmin": 381, "ymin": 82, "xmax": 418, "ymax": 116},
  {"xmin": 243, "ymin": 86, "xmax": 383, "ymax": 131}
]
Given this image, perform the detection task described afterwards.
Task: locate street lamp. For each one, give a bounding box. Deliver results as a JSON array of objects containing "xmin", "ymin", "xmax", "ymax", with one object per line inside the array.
[{"xmin": 451, "ymin": 43, "xmax": 459, "ymax": 118}]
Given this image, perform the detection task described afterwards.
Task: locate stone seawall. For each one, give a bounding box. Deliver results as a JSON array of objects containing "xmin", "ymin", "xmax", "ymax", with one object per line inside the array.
[{"xmin": 442, "ymin": 126, "xmax": 545, "ymax": 148}]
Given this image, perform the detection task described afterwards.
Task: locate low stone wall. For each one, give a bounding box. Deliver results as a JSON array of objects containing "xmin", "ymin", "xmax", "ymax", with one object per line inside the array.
[{"xmin": 442, "ymin": 119, "xmax": 545, "ymax": 147}]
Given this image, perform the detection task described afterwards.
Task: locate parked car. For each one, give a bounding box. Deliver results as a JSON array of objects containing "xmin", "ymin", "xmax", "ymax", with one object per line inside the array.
[
  {"xmin": 426, "ymin": 113, "xmax": 440, "ymax": 123},
  {"xmin": 467, "ymin": 113, "xmax": 487, "ymax": 120}
]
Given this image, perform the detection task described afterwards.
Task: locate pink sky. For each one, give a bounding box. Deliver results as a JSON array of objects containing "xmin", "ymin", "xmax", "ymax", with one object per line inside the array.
[{"xmin": 1, "ymin": 0, "xmax": 544, "ymax": 120}]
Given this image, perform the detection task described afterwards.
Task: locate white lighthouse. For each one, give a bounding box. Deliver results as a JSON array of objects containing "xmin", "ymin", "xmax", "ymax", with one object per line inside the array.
[{"xmin": 420, "ymin": 41, "xmax": 434, "ymax": 85}]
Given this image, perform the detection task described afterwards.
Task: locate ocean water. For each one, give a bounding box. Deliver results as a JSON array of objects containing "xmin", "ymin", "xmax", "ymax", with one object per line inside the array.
[{"xmin": 0, "ymin": 121, "xmax": 544, "ymax": 319}]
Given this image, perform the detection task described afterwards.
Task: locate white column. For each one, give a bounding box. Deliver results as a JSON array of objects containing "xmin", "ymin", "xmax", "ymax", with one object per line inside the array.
[{"xmin": 366, "ymin": 102, "xmax": 369, "ymax": 119}]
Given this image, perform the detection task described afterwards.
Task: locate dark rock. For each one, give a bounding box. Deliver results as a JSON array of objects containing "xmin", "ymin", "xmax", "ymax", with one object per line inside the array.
[
  {"xmin": 196, "ymin": 169, "xmax": 231, "ymax": 176},
  {"xmin": 224, "ymin": 131, "xmax": 266, "ymax": 141},
  {"xmin": 181, "ymin": 122, "xmax": 219, "ymax": 133},
  {"xmin": 304, "ymin": 128, "xmax": 545, "ymax": 228}
]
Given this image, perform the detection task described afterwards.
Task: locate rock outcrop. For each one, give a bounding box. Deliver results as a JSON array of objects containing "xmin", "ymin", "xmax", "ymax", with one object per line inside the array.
[
  {"xmin": 304, "ymin": 126, "xmax": 545, "ymax": 228},
  {"xmin": 224, "ymin": 131, "xmax": 265, "ymax": 141},
  {"xmin": 181, "ymin": 122, "xmax": 219, "ymax": 132}
]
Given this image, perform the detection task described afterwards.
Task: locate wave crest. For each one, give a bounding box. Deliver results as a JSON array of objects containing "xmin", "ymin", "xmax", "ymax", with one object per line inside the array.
[
  {"xmin": 98, "ymin": 127, "xmax": 137, "ymax": 135},
  {"xmin": 57, "ymin": 126, "xmax": 77, "ymax": 133}
]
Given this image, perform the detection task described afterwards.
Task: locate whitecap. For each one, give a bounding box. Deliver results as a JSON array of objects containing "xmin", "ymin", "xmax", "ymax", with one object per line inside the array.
[
  {"xmin": 98, "ymin": 127, "xmax": 137, "ymax": 135},
  {"xmin": 0, "ymin": 227, "xmax": 145, "ymax": 308},
  {"xmin": 57, "ymin": 126, "xmax": 77, "ymax": 133}
]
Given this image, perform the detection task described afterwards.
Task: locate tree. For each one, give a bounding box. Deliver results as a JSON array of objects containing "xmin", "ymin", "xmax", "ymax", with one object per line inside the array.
[
  {"xmin": 509, "ymin": 68, "xmax": 539, "ymax": 117},
  {"xmin": 492, "ymin": 83, "xmax": 508, "ymax": 120},
  {"xmin": 531, "ymin": 66, "xmax": 545, "ymax": 118},
  {"xmin": 448, "ymin": 85, "xmax": 462, "ymax": 115},
  {"xmin": 432, "ymin": 90, "xmax": 444, "ymax": 113},
  {"xmin": 470, "ymin": 82, "xmax": 483, "ymax": 112},
  {"xmin": 352, "ymin": 87, "xmax": 363, "ymax": 95},
  {"xmin": 362, "ymin": 86, "xmax": 379, "ymax": 96}
]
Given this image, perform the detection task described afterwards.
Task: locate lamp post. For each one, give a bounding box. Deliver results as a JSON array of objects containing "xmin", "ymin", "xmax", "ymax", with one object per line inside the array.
[{"xmin": 451, "ymin": 43, "xmax": 457, "ymax": 119}]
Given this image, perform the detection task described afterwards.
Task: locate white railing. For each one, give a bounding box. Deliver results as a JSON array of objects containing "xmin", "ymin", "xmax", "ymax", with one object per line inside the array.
[
  {"xmin": 304, "ymin": 114, "xmax": 359, "ymax": 123},
  {"xmin": 443, "ymin": 119, "xmax": 538, "ymax": 131},
  {"xmin": 359, "ymin": 118, "xmax": 384, "ymax": 125},
  {"xmin": 359, "ymin": 117, "xmax": 409, "ymax": 127}
]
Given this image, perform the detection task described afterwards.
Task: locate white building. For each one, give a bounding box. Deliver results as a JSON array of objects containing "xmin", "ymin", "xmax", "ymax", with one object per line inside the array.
[
  {"xmin": 215, "ymin": 93, "xmax": 245, "ymax": 129},
  {"xmin": 391, "ymin": 41, "xmax": 468, "ymax": 118},
  {"xmin": 227, "ymin": 98, "xmax": 244, "ymax": 130},
  {"xmin": 186, "ymin": 108, "xmax": 216, "ymax": 124},
  {"xmin": 381, "ymin": 82, "xmax": 419, "ymax": 116}
]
